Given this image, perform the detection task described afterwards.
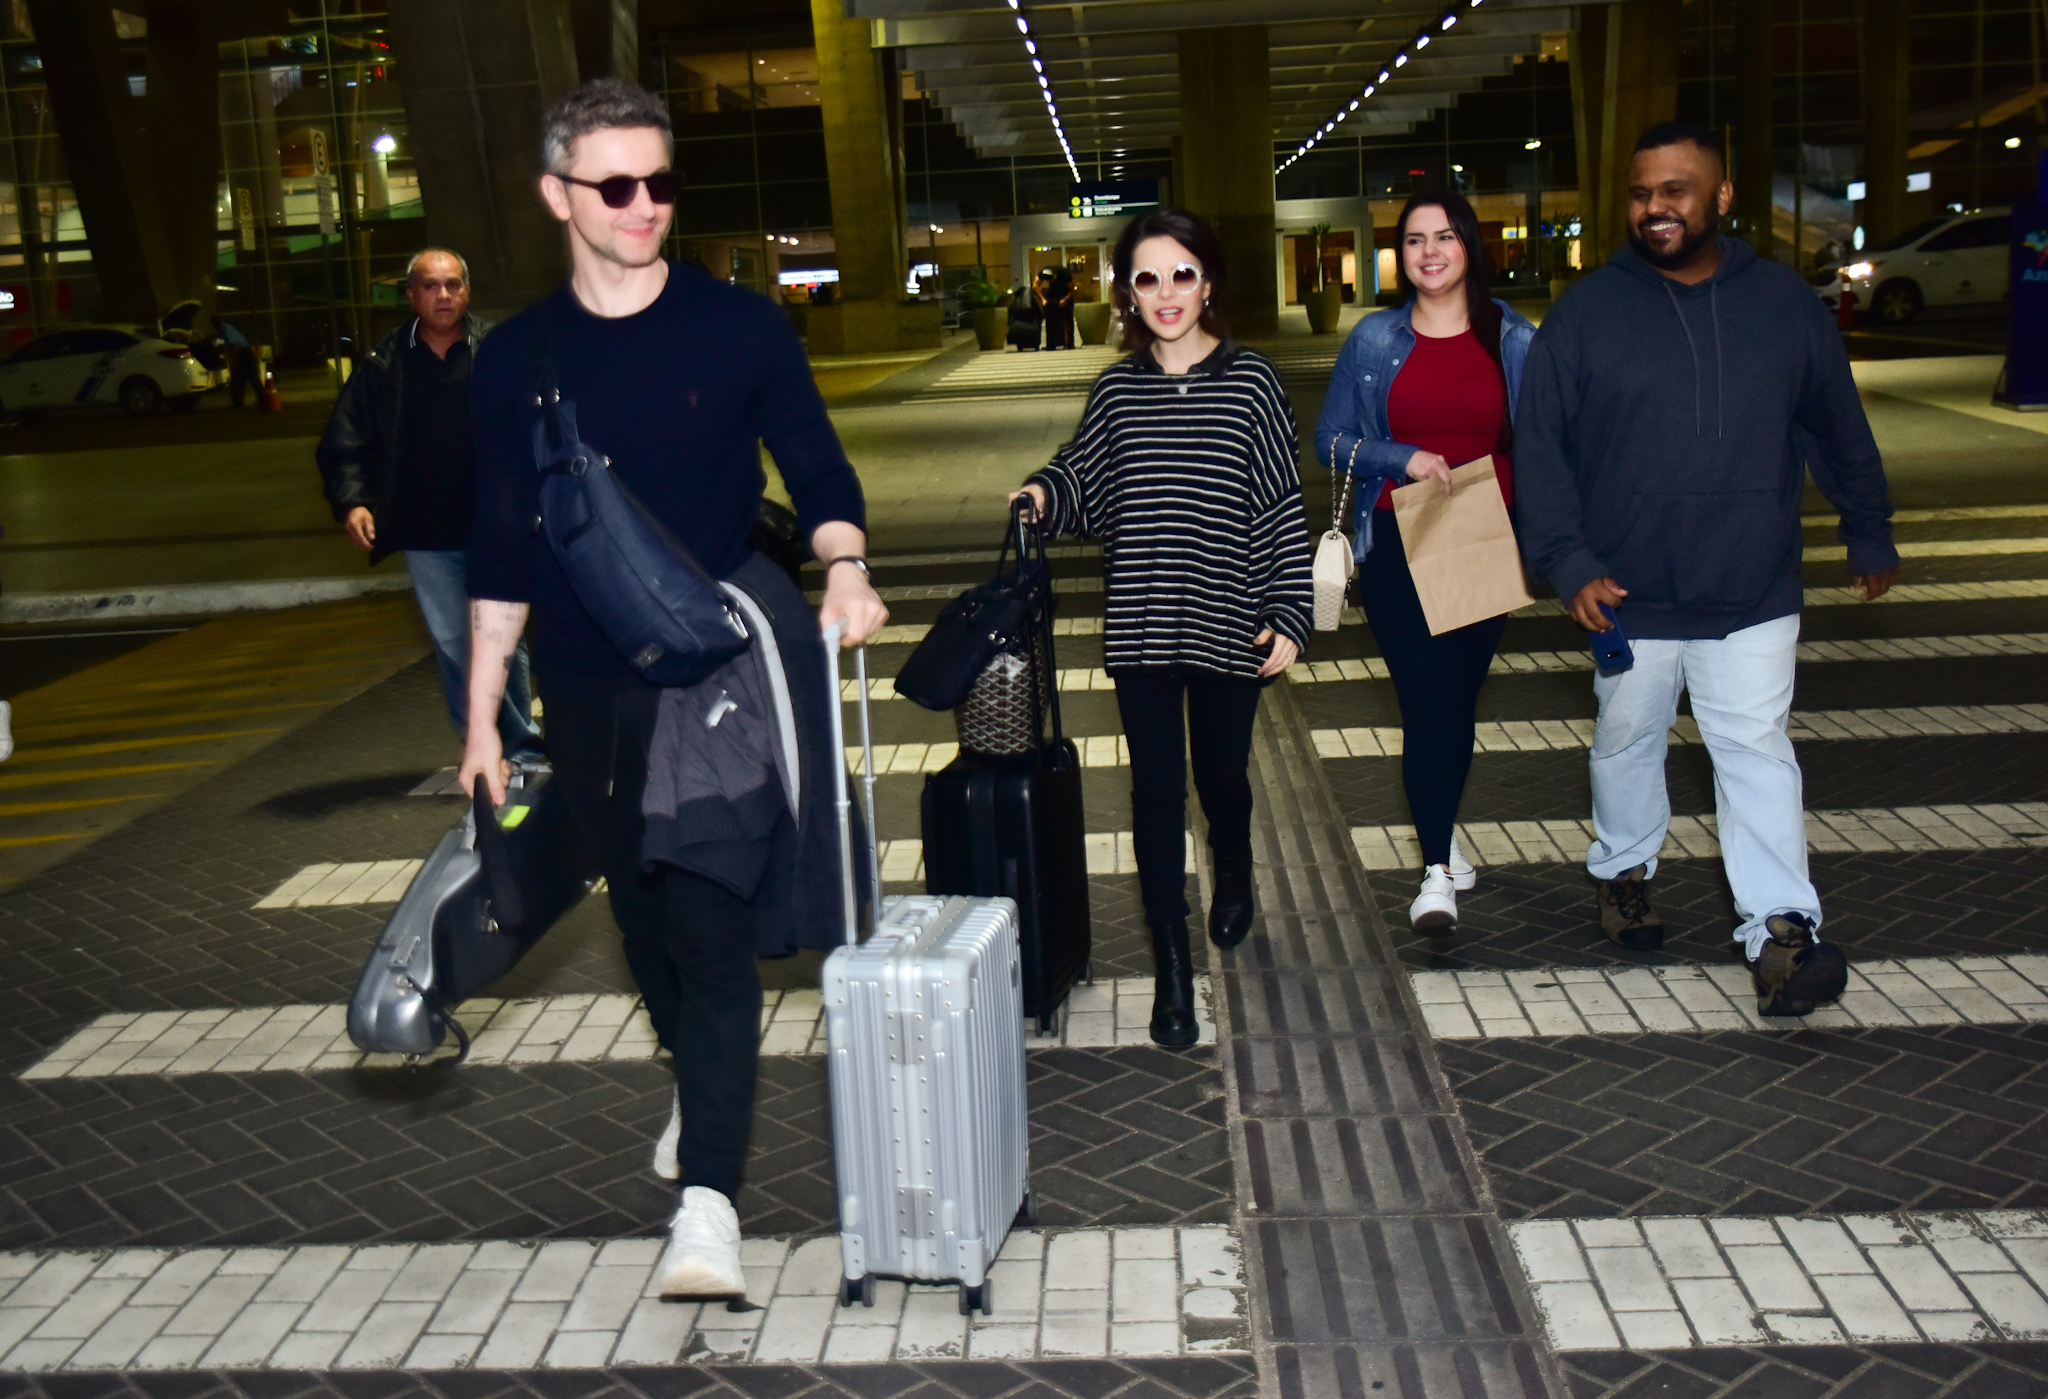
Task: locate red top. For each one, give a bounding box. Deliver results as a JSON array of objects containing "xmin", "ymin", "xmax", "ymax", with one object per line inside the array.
[{"xmin": 1377, "ymin": 327, "xmax": 1512, "ymax": 512}]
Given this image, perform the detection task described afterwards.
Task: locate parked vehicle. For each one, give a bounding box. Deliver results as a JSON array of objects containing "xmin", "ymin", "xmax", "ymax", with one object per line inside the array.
[
  {"xmin": 0, "ymin": 325, "xmax": 212, "ymax": 420},
  {"xmin": 1818, "ymin": 206, "xmax": 2012, "ymax": 324}
]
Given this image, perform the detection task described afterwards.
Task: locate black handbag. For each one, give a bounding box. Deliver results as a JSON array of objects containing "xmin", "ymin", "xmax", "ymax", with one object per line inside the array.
[
  {"xmin": 894, "ymin": 498, "xmax": 1052, "ymax": 712},
  {"xmin": 532, "ymin": 312, "xmax": 751, "ymax": 687}
]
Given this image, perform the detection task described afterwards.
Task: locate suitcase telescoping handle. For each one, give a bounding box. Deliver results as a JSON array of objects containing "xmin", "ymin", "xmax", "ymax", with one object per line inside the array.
[{"xmin": 823, "ymin": 621, "xmax": 882, "ymax": 948}]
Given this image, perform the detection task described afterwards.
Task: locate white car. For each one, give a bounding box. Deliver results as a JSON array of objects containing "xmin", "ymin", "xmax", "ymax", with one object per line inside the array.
[
  {"xmin": 0, "ymin": 325, "xmax": 212, "ymax": 420},
  {"xmin": 1819, "ymin": 207, "xmax": 2012, "ymax": 324}
]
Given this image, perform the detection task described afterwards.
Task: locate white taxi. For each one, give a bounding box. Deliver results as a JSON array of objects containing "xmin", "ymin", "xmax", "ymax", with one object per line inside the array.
[
  {"xmin": 0, "ymin": 325, "xmax": 212, "ymax": 420},
  {"xmin": 1820, "ymin": 207, "xmax": 2012, "ymax": 324}
]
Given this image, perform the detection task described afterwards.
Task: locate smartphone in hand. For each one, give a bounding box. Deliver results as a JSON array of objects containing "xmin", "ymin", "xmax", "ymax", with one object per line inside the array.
[{"xmin": 1589, "ymin": 602, "xmax": 1634, "ymax": 673}]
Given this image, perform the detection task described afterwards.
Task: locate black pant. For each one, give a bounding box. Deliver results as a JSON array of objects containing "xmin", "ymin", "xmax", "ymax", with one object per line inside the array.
[
  {"xmin": 1358, "ymin": 513, "xmax": 1507, "ymax": 867},
  {"xmin": 540, "ymin": 668, "xmax": 761, "ymax": 1203},
  {"xmin": 229, "ymin": 348, "xmax": 259, "ymax": 408},
  {"xmin": 1045, "ymin": 305, "xmax": 1074, "ymax": 349},
  {"xmin": 1113, "ymin": 669, "xmax": 1264, "ymax": 928}
]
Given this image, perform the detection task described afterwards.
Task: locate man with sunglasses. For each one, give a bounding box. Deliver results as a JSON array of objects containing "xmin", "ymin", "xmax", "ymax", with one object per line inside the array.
[
  {"xmin": 460, "ymin": 78, "xmax": 887, "ymax": 1304},
  {"xmin": 317, "ymin": 247, "xmax": 543, "ymax": 763}
]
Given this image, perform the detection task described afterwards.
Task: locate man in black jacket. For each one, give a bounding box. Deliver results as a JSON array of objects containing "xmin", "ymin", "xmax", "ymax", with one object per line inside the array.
[
  {"xmin": 316, "ymin": 249, "xmax": 541, "ymax": 760},
  {"xmin": 1517, "ymin": 123, "xmax": 1898, "ymax": 1017}
]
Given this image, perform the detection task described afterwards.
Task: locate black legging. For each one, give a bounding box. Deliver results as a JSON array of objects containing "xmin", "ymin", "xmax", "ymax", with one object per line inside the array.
[
  {"xmin": 1358, "ymin": 510, "xmax": 1507, "ymax": 868},
  {"xmin": 1113, "ymin": 668, "xmax": 1264, "ymax": 928}
]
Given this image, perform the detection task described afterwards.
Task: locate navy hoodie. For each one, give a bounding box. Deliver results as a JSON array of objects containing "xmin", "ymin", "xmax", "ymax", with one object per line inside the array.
[{"xmin": 1515, "ymin": 235, "xmax": 1897, "ymax": 640}]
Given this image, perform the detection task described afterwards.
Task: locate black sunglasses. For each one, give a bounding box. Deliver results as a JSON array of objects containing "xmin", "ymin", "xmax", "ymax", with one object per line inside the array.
[{"xmin": 555, "ymin": 170, "xmax": 678, "ymax": 208}]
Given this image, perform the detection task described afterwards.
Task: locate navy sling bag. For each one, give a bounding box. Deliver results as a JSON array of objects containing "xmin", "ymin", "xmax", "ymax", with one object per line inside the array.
[{"xmin": 530, "ymin": 310, "xmax": 751, "ymax": 686}]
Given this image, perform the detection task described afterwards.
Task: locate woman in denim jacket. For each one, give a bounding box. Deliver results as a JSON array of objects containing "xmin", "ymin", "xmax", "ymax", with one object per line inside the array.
[{"xmin": 1315, "ymin": 190, "xmax": 1535, "ymax": 933}]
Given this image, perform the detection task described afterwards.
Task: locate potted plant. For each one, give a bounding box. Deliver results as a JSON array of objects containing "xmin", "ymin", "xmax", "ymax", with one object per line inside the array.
[
  {"xmin": 961, "ymin": 280, "xmax": 1007, "ymax": 350},
  {"xmin": 1303, "ymin": 222, "xmax": 1344, "ymax": 334},
  {"xmin": 1074, "ymin": 296, "xmax": 1113, "ymax": 344}
]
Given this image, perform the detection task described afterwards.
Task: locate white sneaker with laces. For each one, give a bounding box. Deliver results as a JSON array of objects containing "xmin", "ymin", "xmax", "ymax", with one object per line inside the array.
[
  {"xmin": 655, "ymin": 1186, "xmax": 746, "ymax": 1298},
  {"xmin": 653, "ymin": 1087, "xmax": 681, "ymax": 1181},
  {"xmin": 1409, "ymin": 865, "xmax": 1458, "ymax": 933},
  {"xmin": 1447, "ymin": 836, "xmax": 1475, "ymax": 892}
]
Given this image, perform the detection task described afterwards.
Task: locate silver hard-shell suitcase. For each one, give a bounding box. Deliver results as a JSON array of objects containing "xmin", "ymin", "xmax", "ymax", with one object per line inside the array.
[{"xmin": 821, "ymin": 625, "xmax": 1036, "ymax": 1315}]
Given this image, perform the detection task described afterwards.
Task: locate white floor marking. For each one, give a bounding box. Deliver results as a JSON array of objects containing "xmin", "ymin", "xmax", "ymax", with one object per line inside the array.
[
  {"xmin": 1315, "ymin": 703, "xmax": 2048, "ymax": 761},
  {"xmin": 1349, "ymin": 802, "xmax": 2048, "ymax": 872},
  {"xmin": 1512, "ymin": 1209, "xmax": 2048, "ymax": 1350},
  {"xmin": 1289, "ymin": 631, "xmax": 2048, "ymax": 684},
  {"xmin": 0, "ymin": 1225, "xmax": 1246, "ymax": 1372},
  {"xmin": 18, "ymin": 977, "xmax": 1215, "ymax": 1080},
  {"xmin": 1412, "ymin": 954, "xmax": 2048, "ymax": 1039},
  {"xmin": 258, "ymin": 832, "xmax": 1190, "ymax": 907}
]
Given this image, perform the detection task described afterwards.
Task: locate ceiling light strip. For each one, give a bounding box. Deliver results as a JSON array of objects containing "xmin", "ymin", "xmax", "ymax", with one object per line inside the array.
[
  {"xmin": 1276, "ymin": 0, "xmax": 1480, "ymax": 173},
  {"xmin": 1008, "ymin": 0, "xmax": 1079, "ymax": 179}
]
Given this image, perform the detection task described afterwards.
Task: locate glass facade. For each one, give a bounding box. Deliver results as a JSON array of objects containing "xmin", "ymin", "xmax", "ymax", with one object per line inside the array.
[{"xmin": 0, "ymin": 1, "xmax": 2034, "ymax": 352}]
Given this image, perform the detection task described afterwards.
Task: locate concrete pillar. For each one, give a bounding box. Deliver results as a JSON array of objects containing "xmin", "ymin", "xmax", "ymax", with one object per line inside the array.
[
  {"xmin": 1735, "ymin": 0, "xmax": 1774, "ymax": 259},
  {"xmin": 1862, "ymin": 0, "xmax": 1911, "ymax": 248},
  {"xmin": 809, "ymin": 0, "xmax": 936, "ymax": 352},
  {"xmin": 385, "ymin": 0, "xmax": 582, "ymax": 321},
  {"xmin": 22, "ymin": 0, "xmax": 178, "ymax": 321},
  {"xmin": 1569, "ymin": 6, "xmax": 1611, "ymax": 267},
  {"xmin": 1590, "ymin": 0, "xmax": 1680, "ymax": 266},
  {"xmin": 571, "ymin": 0, "xmax": 638, "ymax": 84},
  {"xmin": 144, "ymin": 0, "xmax": 223, "ymax": 313},
  {"xmin": 1178, "ymin": 28, "xmax": 1277, "ymax": 337}
]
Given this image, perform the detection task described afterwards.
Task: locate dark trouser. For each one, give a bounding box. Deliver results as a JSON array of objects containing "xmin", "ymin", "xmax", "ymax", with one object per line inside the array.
[
  {"xmin": 229, "ymin": 348, "xmax": 258, "ymax": 408},
  {"xmin": 1358, "ymin": 511, "xmax": 1507, "ymax": 868},
  {"xmin": 539, "ymin": 668, "xmax": 761, "ymax": 1203},
  {"xmin": 1045, "ymin": 306, "xmax": 1074, "ymax": 348},
  {"xmin": 1113, "ymin": 668, "xmax": 1264, "ymax": 928}
]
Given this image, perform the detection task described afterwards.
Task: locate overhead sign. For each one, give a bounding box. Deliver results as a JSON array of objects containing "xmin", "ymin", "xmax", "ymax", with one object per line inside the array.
[{"xmin": 1068, "ymin": 180, "xmax": 1159, "ymax": 219}]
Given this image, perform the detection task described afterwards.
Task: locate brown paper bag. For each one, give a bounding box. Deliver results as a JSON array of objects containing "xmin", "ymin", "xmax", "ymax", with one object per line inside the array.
[{"xmin": 1391, "ymin": 456, "xmax": 1534, "ymax": 635}]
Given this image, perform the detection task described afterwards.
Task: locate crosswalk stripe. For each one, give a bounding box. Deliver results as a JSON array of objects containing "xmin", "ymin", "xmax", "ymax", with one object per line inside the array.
[
  {"xmin": 257, "ymin": 832, "xmax": 1193, "ymax": 907},
  {"xmin": 1511, "ymin": 1210, "xmax": 2048, "ymax": 1350},
  {"xmin": 0, "ymin": 1225, "xmax": 1247, "ymax": 1371},
  {"xmin": 1810, "ymin": 536, "xmax": 2048, "ymax": 560},
  {"xmin": 1412, "ymin": 954, "xmax": 2048, "ymax": 1039},
  {"xmin": 1314, "ymin": 702, "xmax": 2048, "ymax": 760},
  {"xmin": 18, "ymin": 977, "xmax": 1215, "ymax": 1080},
  {"xmin": 1291, "ymin": 632, "xmax": 2048, "ymax": 683},
  {"xmin": 1349, "ymin": 802, "xmax": 2048, "ymax": 872}
]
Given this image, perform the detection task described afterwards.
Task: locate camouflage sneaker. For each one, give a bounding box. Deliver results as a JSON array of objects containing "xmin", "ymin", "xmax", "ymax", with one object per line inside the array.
[
  {"xmin": 1595, "ymin": 865, "xmax": 1664, "ymax": 950},
  {"xmin": 1748, "ymin": 913, "xmax": 1848, "ymax": 1017}
]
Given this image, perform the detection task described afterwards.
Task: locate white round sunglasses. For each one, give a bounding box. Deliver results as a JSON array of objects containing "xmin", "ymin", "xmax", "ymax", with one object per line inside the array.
[{"xmin": 1126, "ymin": 262, "xmax": 1204, "ymax": 298}]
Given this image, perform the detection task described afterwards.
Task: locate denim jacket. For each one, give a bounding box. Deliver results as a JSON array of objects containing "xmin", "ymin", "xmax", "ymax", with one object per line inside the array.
[{"xmin": 1313, "ymin": 298, "xmax": 1536, "ymax": 561}]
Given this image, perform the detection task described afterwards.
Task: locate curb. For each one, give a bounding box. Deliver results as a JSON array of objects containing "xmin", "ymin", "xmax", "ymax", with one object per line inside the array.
[{"xmin": 0, "ymin": 574, "xmax": 413, "ymax": 625}]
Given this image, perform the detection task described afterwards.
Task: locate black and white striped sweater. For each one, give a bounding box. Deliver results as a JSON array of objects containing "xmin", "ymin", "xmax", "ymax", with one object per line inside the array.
[{"xmin": 1028, "ymin": 341, "xmax": 1314, "ymax": 678}]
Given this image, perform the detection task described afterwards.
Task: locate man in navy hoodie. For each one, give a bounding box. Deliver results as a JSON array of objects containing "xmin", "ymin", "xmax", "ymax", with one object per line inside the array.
[{"xmin": 1516, "ymin": 122, "xmax": 1898, "ymax": 1017}]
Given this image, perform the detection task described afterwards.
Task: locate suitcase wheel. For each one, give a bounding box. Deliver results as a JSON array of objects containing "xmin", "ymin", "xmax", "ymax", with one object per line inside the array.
[
  {"xmin": 1083, "ymin": 959, "xmax": 1094, "ymax": 986},
  {"xmin": 839, "ymin": 1274, "xmax": 875, "ymax": 1309},
  {"xmin": 958, "ymin": 1280, "xmax": 993, "ymax": 1317},
  {"xmin": 1015, "ymin": 1188, "xmax": 1040, "ymax": 1228}
]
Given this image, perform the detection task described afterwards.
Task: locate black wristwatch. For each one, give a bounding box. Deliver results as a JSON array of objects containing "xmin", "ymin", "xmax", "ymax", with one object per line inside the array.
[{"xmin": 824, "ymin": 556, "xmax": 871, "ymax": 580}]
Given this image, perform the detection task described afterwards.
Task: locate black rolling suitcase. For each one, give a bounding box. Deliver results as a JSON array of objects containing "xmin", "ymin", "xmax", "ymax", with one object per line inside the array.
[{"xmin": 919, "ymin": 515, "xmax": 1091, "ymax": 1033}]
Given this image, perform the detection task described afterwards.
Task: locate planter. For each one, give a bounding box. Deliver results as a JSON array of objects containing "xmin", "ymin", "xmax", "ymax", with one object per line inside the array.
[
  {"xmin": 1304, "ymin": 286, "xmax": 1344, "ymax": 334},
  {"xmin": 971, "ymin": 306, "xmax": 1009, "ymax": 351},
  {"xmin": 1074, "ymin": 301, "xmax": 1113, "ymax": 345}
]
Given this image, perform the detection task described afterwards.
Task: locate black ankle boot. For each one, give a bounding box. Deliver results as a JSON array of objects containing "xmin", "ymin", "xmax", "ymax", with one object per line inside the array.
[
  {"xmin": 1208, "ymin": 847, "xmax": 1254, "ymax": 949},
  {"xmin": 1149, "ymin": 921, "xmax": 1198, "ymax": 1047}
]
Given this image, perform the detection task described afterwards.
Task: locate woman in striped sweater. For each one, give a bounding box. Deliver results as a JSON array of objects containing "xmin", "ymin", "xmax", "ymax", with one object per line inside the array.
[{"xmin": 1012, "ymin": 209, "xmax": 1313, "ymax": 1047}]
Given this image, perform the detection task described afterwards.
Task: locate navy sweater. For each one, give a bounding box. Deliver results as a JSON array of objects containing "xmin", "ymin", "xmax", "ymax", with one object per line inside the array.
[
  {"xmin": 1514, "ymin": 236, "xmax": 1897, "ymax": 640},
  {"xmin": 468, "ymin": 263, "xmax": 866, "ymax": 678}
]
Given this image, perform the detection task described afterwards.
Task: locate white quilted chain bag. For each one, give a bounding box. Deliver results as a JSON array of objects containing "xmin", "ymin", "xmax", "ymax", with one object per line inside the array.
[{"xmin": 1312, "ymin": 445, "xmax": 1358, "ymax": 631}]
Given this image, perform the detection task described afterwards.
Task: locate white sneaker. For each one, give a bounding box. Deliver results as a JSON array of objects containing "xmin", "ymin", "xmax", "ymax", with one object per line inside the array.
[
  {"xmin": 0, "ymin": 700, "xmax": 12, "ymax": 763},
  {"xmin": 1447, "ymin": 835, "xmax": 1475, "ymax": 892},
  {"xmin": 655, "ymin": 1186, "xmax": 746, "ymax": 1298},
  {"xmin": 1409, "ymin": 865, "xmax": 1458, "ymax": 933},
  {"xmin": 653, "ymin": 1087, "xmax": 681, "ymax": 1181}
]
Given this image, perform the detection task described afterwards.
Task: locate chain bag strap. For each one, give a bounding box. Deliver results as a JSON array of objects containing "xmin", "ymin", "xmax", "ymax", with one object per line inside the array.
[{"xmin": 1312, "ymin": 439, "xmax": 1361, "ymax": 632}]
